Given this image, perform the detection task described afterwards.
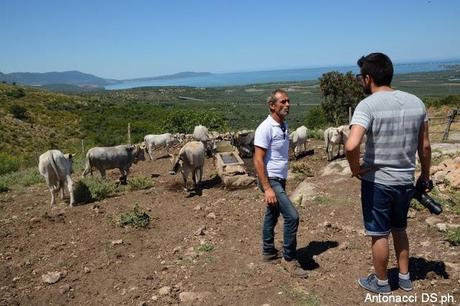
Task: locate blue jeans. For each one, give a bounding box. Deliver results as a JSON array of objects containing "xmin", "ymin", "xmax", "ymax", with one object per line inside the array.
[
  {"xmin": 361, "ymin": 180, "xmax": 415, "ymax": 236},
  {"xmin": 260, "ymin": 178, "xmax": 299, "ymax": 261}
]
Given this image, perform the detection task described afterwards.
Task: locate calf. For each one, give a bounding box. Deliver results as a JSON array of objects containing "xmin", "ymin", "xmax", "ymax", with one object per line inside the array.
[
  {"xmin": 169, "ymin": 141, "xmax": 205, "ymax": 191},
  {"xmin": 144, "ymin": 133, "xmax": 178, "ymax": 160},
  {"xmin": 38, "ymin": 150, "xmax": 75, "ymax": 206}
]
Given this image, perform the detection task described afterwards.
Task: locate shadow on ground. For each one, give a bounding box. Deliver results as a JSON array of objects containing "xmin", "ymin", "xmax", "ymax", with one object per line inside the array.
[{"xmin": 297, "ymin": 240, "xmax": 339, "ymax": 270}]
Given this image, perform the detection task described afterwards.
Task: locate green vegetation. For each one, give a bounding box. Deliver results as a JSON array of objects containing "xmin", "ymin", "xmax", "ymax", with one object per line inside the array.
[
  {"xmin": 312, "ymin": 195, "xmax": 330, "ymax": 205},
  {"xmin": 118, "ymin": 204, "xmax": 150, "ymax": 228},
  {"xmin": 74, "ymin": 177, "xmax": 118, "ymax": 203},
  {"xmin": 0, "ymin": 167, "xmax": 42, "ymax": 192},
  {"xmin": 198, "ymin": 243, "xmax": 214, "ymax": 252},
  {"xmin": 291, "ymin": 162, "xmax": 314, "ymax": 177},
  {"xmin": 305, "ymin": 106, "xmax": 328, "ymax": 129},
  {"xmin": 282, "ymin": 286, "xmax": 320, "ymax": 306},
  {"xmin": 445, "ymin": 227, "xmax": 460, "ymax": 246},
  {"xmin": 128, "ymin": 176, "xmax": 153, "ymax": 191},
  {"xmin": 319, "ymin": 71, "xmax": 364, "ymax": 126},
  {"xmin": 9, "ymin": 104, "xmax": 28, "ymax": 119},
  {"xmin": 0, "ymin": 152, "xmax": 21, "ymax": 175}
]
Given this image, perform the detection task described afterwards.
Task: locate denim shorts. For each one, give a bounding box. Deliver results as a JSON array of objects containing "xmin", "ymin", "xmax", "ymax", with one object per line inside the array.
[{"xmin": 361, "ymin": 180, "xmax": 415, "ymax": 236}]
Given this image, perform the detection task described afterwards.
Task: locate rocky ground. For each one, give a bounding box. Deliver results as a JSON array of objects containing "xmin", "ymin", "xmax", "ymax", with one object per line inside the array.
[{"xmin": 1, "ymin": 140, "xmax": 459, "ymax": 306}]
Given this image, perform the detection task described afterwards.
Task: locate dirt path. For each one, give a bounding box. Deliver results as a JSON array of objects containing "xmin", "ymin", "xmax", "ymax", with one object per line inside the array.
[{"xmin": 1, "ymin": 140, "xmax": 459, "ymax": 305}]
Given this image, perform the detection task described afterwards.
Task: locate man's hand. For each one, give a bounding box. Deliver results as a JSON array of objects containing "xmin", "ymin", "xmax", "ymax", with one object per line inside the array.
[
  {"xmin": 264, "ymin": 187, "xmax": 277, "ymax": 206},
  {"xmin": 351, "ymin": 164, "xmax": 371, "ymax": 180}
]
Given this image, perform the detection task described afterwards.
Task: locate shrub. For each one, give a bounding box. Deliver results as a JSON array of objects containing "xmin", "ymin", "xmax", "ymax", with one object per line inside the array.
[
  {"xmin": 6, "ymin": 88, "xmax": 26, "ymax": 98},
  {"xmin": 0, "ymin": 167, "xmax": 42, "ymax": 191},
  {"xmin": 118, "ymin": 204, "xmax": 150, "ymax": 228},
  {"xmin": 445, "ymin": 228, "xmax": 460, "ymax": 246},
  {"xmin": 128, "ymin": 176, "xmax": 153, "ymax": 191},
  {"xmin": 305, "ymin": 106, "xmax": 328, "ymax": 129},
  {"xmin": 0, "ymin": 153, "xmax": 20, "ymax": 175},
  {"xmin": 291, "ymin": 162, "xmax": 314, "ymax": 177},
  {"xmin": 198, "ymin": 243, "xmax": 214, "ymax": 252},
  {"xmin": 308, "ymin": 129, "xmax": 324, "ymax": 140},
  {"xmin": 8, "ymin": 104, "xmax": 28, "ymax": 120},
  {"xmin": 77, "ymin": 177, "xmax": 118, "ymax": 202},
  {"xmin": 0, "ymin": 183, "xmax": 8, "ymax": 193}
]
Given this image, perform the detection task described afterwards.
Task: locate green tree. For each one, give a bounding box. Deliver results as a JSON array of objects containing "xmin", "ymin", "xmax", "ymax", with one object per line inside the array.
[
  {"xmin": 8, "ymin": 104, "xmax": 28, "ymax": 120},
  {"xmin": 304, "ymin": 106, "xmax": 327, "ymax": 129},
  {"xmin": 319, "ymin": 71, "xmax": 364, "ymax": 126}
]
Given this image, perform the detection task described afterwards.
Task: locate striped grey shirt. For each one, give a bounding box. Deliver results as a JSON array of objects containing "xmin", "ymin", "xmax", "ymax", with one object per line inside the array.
[{"xmin": 350, "ymin": 90, "xmax": 427, "ymax": 185}]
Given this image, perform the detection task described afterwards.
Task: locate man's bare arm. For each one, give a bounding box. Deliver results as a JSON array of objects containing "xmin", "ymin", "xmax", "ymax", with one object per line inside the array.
[
  {"xmin": 253, "ymin": 146, "xmax": 277, "ymax": 205},
  {"xmin": 418, "ymin": 122, "xmax": 431, "ymax": 180},
  {"xmin": 345, "ymin": 125, "xmax": 366, "ymax": 178}
]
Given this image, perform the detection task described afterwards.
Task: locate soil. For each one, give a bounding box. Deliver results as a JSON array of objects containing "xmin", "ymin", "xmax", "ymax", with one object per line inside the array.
[{"xmin": 1, "ymin": 139, "xmax": 459, "ymax": 306}]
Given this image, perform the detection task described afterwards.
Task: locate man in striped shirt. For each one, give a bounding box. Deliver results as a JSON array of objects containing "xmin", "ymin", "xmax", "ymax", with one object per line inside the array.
[{"xmin": 345, "ymin": 53, "xmax": 431, "ymax": 294}]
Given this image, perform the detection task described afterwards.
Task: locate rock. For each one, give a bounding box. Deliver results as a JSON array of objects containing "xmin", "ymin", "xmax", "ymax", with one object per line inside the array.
[
  {"xmin": 425, "ymin": 216, "xmax": 443, "ymax": 227},
  {"xmin": 426, "ymin": 271, "xmax": 438, "ymax": 280},
  {"xmin": 179, "ymin": 291, "xmax": 211, "ymax": 302},
  {"xmin": 445, "ymin": 262, "xmax": 460, "ymax": 273},
  {"xmin": 84, "ymin": 267, "xmax": 91, "ymax": 273},
  {"xmin": 41, "ymin": 271, "xmax": 62, "ymax": 284},
  {"xmin": 151, "ymin": 295, "xmax": 158, "ymax": 301},
  {"xmin": 338, "ymin": 241, "xmax": 349, "ymax": 250},
  {"xmin": 193, "ymin": 204, "xmax": 202, "ymax": 211},
  {"xmin": 435, "ymin": 223, "xmax": 448, "ymax": 232},
  {"xmin": 420, "ymin": 240, "xmax": 431, "ymax": 247},
  {"xmin": 289, "ymin": 180, "xmax": 317, "ymax": 207},
  {"xmin": 195, "ymin": 225, "xmax": 206, "ymax": 236},
  {"xmin": 59, "ymin": 284, "xmax": 71, "ymax": 294},
  {"xmin": 158, "ymin": 286, "xmax": 171, "ymax": 296},
  {"xmin": 206, "ymin": 213, "xmax": 216, "ymax": 219},
  {"xmin": 137, "ymin": 301, "xmax": 147, "ymax": 306},
  {"xmin": 30, "ymin": 217, "xmax": 40, "ymax": 223},
  {"xmin": 407, "ymin": 209, "xmax": 416, "ymax": 219},
  {"xmin": 111, "ymin": 239, "xmax": 123, "ymax": 246},
  {"xmin": 172, "ymin": 246, "xmax": 182, "ymax": 254},
  {"xmin": 320, "ymin": 160, "xmax": 351, "ymax": 177}
]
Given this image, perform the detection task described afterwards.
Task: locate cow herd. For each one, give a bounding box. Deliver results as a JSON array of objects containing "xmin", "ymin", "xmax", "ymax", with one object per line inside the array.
[{"xmin": 37, "ymin": 123, "xmax": 352, "ymax": 207}]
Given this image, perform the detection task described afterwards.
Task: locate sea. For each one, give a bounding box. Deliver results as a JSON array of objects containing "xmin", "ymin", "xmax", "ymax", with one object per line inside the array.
[{"xmin": 105, "ymin": 60, "xmax": 460, "ymax": 90}]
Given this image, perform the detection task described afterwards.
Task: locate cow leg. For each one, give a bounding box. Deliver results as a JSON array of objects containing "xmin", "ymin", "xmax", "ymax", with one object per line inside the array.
[
  {"xmin": 191, "ymin": 169, "xmax": 197, "ymax": 190},
  {"xmin": 198, "ymin": 167, "xmax": 203, "ymax": 189},
  {"xmin": 148, "ymin": 147, "xmax": 154, "ymax": 160},
  {"xmin": 49, "ymin": 187, "xmax": 56, "ymax": 206},
  {"xmin": 66, "ymin": 175, "xmax": 74, "ymax": 206},
  {"xmin": 182, "ymin": 167, "xmax": 190, "ymax": 191},
  {"xmin": 98, "ymin": 168, "xmax": 106, "ymax": 179}
]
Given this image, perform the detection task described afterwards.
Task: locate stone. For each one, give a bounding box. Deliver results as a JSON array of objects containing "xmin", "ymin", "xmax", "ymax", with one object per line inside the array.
[
  {"xmin": 289, "ymin": 180, "xmax": 317, "ymax": 207},
  {"xmin": 338, "ymin": 241, "xmax": 349, "ymax": 250},
  {"xmin": 151, "ymin": 295, "xmax": 158, "ymax": 301},
  {"xmin": 59, "ymin": 284, "xmax": 71, "ymax": 294},
  {"xmin": 193, "ymin": 204, "xmax": 202, "ymax": 211},
  {"xmin": 111, "ymin": 239, "xmax": 123, "ymax": 246},
  {"xmin": 179, "ymin": 291, "xmax": 211, "ymax": 302},
  {"xmin": 84, "ymin": 267, "xmax": 91, "ymax": 273},
  {"xmin": 158, "ymin": 286, "xmax": 171, "ymax": 296},
  {"xmin": 41, "ymin": 271, "xmax": 62, "ymax": 284},
  {"xmin": 435, "ymin": 223, "xmax": 448, "ymax": 232},
  {"xmin": 407, "ymin": 209, "xmax": 416, "ymax": 219},
  {"xmin": 195, "ymin": 225, "xmax": 206, "ymax": 236},
  {"xmin": 206, "ymin": 213, "xmax": 216, "ymax": 219},
  {"xmin": 425, "ymin": 216, "xmax": 443, "ymax": 227}
]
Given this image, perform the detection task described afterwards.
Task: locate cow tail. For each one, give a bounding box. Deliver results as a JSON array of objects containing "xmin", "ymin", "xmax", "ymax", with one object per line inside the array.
[{"xmin": 49, "ymin": 154, "xmax": 61, "ymax": 191}]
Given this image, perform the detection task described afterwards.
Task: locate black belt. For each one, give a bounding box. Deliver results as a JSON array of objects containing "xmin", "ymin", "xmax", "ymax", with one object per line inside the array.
[{"xmin": 268, "ymin": 177, "xmax": 286, "ymax": 183}]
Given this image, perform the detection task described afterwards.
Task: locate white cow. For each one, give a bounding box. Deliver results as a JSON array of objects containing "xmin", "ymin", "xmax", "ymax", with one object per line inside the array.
[
  {"xmin": 324, "ymin": 125, "xmax": 351, "ymax": 161},
  {"xmin": 289, "ymin": 125, "xmax": 308, "ymax": 157},
  {"xmin": 193, "ymin": 125, "xmax": 209, "ymax": 142},
  {"xmin": 144, "ymin": 133, "xmax": 178, "ymax": 160},
  {"xmin": 82, "ymin": 144, "xmax": 145, "ymax": 182},
  {"xmin": 169, "ymin": 141, "xmax": 205, "ymax": 191},
  {"xmin": 38, "ymin": 150, "xmax": 75, "ymax": 206}
]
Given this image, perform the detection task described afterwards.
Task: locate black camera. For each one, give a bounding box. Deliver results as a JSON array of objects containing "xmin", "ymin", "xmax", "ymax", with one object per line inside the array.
[{"xmin": 413, "ymin": 178, "xmax": 442, "ymax": 215}]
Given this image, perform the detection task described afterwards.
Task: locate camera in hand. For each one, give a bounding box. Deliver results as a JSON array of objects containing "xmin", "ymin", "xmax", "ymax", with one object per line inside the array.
[{"xmin": 413, "ymin": 178, "xmax": 442, "ymax": 215}]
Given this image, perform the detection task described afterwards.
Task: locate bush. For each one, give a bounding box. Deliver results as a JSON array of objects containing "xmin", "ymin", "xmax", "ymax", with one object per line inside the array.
[
  {"xmin": 8, "ymin": 104, "xmax": 28, "ymax": 120},
  {"xmin": 0, "ymin": 153, "xmax": 20, "ymax": 175},
  {"xmin": 0, "ymin": 183, "xmax": 8, "ymax": 193},
  {"xmin": 6, "ymin": 88, "xmax": 26, "ymax": 98},
  {"xmin": 308, "ymin": 129, "xmax": 324, "ymax": 140},
  {"xmin": 198, "ymin": 243, "xmax": 214, "ymax": 252},
  {"xmin": 305, "ymin": 106, "xmax": 328, "ymax": 129},
  {"xmin": 0, "ymin": 167, "xmax": 42, "ymax": 191},
  {"xmin": 118, "ymin": 204, "xmax": 150, "ymax": 228},
  {"xmin": 76, "ymin": 177, "xmax": 118, "ymax": 202},
  {"xmin": 445, "ymin": 228, "xmax": 460, "ymax": 246},
  {"xmin": 128, "ymin": 176, "xmax": 153, "ymax": 191}
]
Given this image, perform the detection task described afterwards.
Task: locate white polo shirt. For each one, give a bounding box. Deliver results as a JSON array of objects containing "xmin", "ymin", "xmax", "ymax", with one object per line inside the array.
[{"xmin": 254, "ymin": 115, "xmax": 289, "ymax": 179}]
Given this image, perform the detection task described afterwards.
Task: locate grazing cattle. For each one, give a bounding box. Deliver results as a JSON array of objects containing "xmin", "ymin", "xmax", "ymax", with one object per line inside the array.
[
  {"xmin": 82, "ymin": 144, "xmax": 145, "ymax": 182},
  {"xmin": 38, "ymin": 150, "xmax": 75, "ymax": 206},
  {"xmin": 233, "ymin": 130, "xmax": 255, "ymax": 158},
  {"xmin": 193, "ymin": 125, "xmax": 209, "ymax": 142},
  {"xmin": 169, "ymin": 141, "xmax": 205, "ymax": 191},
  {"xmin": 289, "ymin": 125, "xmax": 308, "ymax": 157},
  {"xmin": 144, "ymin": 133, "xmax": 178, "ymax": 160},
  {"xmin": 324, "ymin": 127, "xmax": 342, "ymax": 161}
]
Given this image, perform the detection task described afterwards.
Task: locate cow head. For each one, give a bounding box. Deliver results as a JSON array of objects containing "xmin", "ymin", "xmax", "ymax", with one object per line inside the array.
[
  {"xmin": 132, "ymin": 144, "xmax": 146, "ymax": 163},
  {"xmin": 169, "ymin": 153, "xmax": 181, "ymax": 175}
]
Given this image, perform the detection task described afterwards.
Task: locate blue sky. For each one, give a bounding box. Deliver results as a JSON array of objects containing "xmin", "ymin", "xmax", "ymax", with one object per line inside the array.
[{"xmin": 1, "ymin": 0, "xmax": 459, "ymax": 79}]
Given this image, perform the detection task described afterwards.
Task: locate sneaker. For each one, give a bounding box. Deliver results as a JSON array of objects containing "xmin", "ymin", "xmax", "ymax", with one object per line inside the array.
[
  {"xmin": 358, "ymin": 274, "xmax": 391, "ymax": 295},
  {"xmin": 262, "ymin": 249, "xmax": 281, "ymax": 262},
  {"xmin": 281, "ymin": 258, "xmax": 308, "ymax": 278},
  {"xmin": 399, "ymin": 277, "xmax": 413, "ymax": 291}
]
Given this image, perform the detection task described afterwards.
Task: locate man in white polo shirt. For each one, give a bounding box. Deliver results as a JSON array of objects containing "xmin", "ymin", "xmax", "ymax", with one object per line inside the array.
[{"xmin": 253, "ymin": 89, "xmax": 308, "ymax": 278}]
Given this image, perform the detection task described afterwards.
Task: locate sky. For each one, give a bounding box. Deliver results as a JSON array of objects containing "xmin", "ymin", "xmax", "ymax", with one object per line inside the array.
[{"xmin": 1, "ymin": 0, "xmax": 459, "ymax": 80}]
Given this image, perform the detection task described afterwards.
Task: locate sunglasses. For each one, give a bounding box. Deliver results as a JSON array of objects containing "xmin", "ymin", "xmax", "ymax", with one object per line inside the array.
[{"xmin": 279, "ymin": 123, "xmax": 286, "ymax": 139}]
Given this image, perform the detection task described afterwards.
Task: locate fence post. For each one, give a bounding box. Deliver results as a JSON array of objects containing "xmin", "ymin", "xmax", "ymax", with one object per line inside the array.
[
  {"xmin": 348, "ymin": 106, "xmax": 352, "ymax": 124},
  {"xmin": 128, "ymin": 123, "xmax": 131, "ymax": 145},
  {"xmin": 442, "ymin": 109, "xmax": 458, "ymax": 142}
]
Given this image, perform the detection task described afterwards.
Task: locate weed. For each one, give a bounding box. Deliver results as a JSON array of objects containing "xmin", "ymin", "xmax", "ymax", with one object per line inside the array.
[
  {"xmin": 118, "ymin": 204, "xmax": 150, "ymax": 229},
  {"xmin": 0, "ymin": 167, "xmax": 42, "ymax": 191},
  {"xmin": 128, "ymin": 176, "xmax": 153, "ymax": 191},
  {"xmin": 282, "ymin": 286, "xmax": 320, "ymax": 306},
  {"xmin": 291, "ymin": 162, "xmax": 314, "ymax": 177},
  {"xmin": 198, "ymin": 243, "xmax": 214, "ymax": 252},
  {"xmin": 445, "ymin": 228, "xmax": 460, "ymax": 246},
  {"xmin": 76, "ymin": 177, "xmax": 118, "ymax": 202},
  {"xmin": 410, "ymin": 199, "xmax": 425, "ymax": 211},
  {"xmin": 312, "ymin": 195, "xmax": 329, "ymax": 205}
]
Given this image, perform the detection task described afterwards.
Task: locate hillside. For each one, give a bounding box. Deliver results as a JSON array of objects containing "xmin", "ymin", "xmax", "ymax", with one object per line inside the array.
[{"xmin": 0, "ymin": 70, "xmax": 116, "ymax": 86}]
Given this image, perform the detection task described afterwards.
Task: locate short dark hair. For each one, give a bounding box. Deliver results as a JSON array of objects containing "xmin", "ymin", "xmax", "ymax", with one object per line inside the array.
[
  {"xmin": 267, "ymin": 88, "xmax": 288, "ymax": 105},
  {"xmin": 357, "ymin": 53, "xmax": 393, "ymax": 86}
]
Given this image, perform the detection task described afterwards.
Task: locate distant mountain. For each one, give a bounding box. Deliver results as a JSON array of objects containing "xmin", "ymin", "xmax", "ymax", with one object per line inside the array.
[
  {"xmin": 0, "ymin": 70, "xmax": 118, "ymax": 86},
  {"xmin": 123, "ymin": 71, "xmax": 212, "ymax": 82}
]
